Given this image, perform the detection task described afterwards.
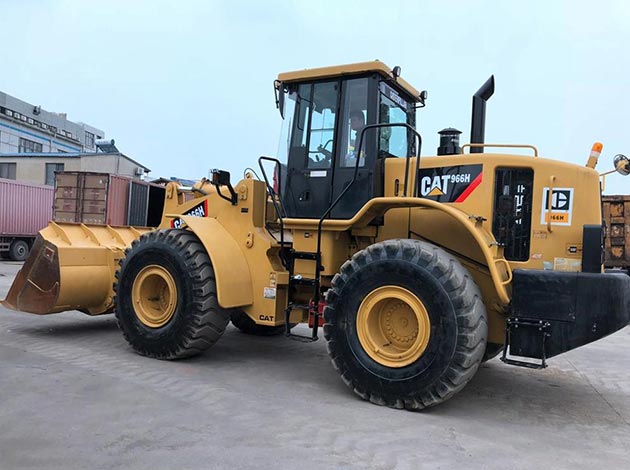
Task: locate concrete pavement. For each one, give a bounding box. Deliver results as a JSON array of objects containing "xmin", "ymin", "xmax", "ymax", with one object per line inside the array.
[{"xmin": 1, "ymin": 261, "xmax": 629, "ymax": 469}]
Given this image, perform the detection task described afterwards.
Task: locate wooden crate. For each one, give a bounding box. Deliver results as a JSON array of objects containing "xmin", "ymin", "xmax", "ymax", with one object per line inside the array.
[{"xmin": 602, "ymin": 195, "xmax": 630, "ymax": 268}]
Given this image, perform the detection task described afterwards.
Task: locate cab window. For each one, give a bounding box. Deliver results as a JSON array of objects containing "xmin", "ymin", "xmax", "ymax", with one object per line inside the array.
[
  {"xmin": 378, "ymin": 82, "xmax": 415, "ymax": 158},
  {"xmin": 299, "ymin": 81, "xmax": 339, "ymax": 169},
  {"xmin": 339, "ymin": 78, "xmax": 369, "ymax": 168}
]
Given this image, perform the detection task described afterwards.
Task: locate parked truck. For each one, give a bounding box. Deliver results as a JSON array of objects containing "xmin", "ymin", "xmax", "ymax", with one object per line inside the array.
[{"xmin": 0, "ymin": 178, "xmax": 53, "ymax": 261}]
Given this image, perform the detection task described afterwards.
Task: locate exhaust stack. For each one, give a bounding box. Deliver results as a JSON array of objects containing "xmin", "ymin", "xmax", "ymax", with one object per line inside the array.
[{"xmin": 470, "ymin": 75, "xmax": 495, "ymax": 153}]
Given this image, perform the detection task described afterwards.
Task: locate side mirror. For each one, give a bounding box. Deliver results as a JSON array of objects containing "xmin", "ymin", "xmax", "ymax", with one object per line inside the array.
[
  {"xmin": 274, "ymin": 80, "xmax": 285, "ymax": 119},
  {"xmin": 418, "ymin": 90, "xmax": 428, "ymax": 108},
  {"xmin": 614, "ymin": 154, "xmax": 630, "ymax": 176}
]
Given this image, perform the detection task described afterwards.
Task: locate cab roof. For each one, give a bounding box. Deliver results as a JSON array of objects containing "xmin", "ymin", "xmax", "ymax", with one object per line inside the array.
[{"xmin": 277, "ymin": 60, "xmax": 421, "ymax": 103}]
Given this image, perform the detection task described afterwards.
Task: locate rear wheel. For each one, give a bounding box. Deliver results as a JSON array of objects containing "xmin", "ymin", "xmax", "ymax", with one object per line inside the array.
[
  {"xmin": 324, "ymin": 239, "xmax": 487, "ymax": 410},
  {"xmin": 231, "ymin": 310, "xmax": 285, "ymax": 336},
  {"xmin": 115, "ymin": 229, "xmax": 230, "ymax": 359},
  {"xmin": 9, "ymin": 240, "xmax": 29, "ymax": 261}
]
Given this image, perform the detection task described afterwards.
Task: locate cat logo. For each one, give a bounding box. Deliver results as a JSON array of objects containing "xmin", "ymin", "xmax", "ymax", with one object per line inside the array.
[
  {"xmin": 417, "ymin": 164, "xmax": 483, "ymax": 203},
  {"xmin": 540, "ymin": 188, "xmax": 574, "ymax": 226},
  {"xmin": 427, "ymin": 186, "xmax": 445, "ymax": 197}
]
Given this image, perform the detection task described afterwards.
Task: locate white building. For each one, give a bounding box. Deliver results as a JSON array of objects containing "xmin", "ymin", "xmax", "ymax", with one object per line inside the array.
[
  {"xmin": 0, "ymin": 90, "xmax": 104, "ymax": 155},
  {"xmin": 0, "ymin": 90, "xmax": 150, "ymax": 184}
]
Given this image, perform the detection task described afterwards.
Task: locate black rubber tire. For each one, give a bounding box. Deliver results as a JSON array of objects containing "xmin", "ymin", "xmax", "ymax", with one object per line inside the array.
[
  {"xmin": 324, "ymin": 239, "xmax": 488, "ymax": 410},
  {"xmin": 115, "ymin": 229, "xmax": 230, "ymax": 359},
  {"xmin": 230, "ymin": 310, "xmax": 286, "ymax": 336},
  {"xmin": 9, "ymin": 240, "xmax": 29, "ymax": 261},
  {"xmin": 482, "ymin": 342, "xmax": 504, "ymax": 362}
]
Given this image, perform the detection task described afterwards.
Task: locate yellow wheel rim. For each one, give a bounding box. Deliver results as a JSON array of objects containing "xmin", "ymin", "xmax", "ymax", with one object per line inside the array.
[
  {"xmin": 357, "ymin": 285, "xmax": 431, "ymax": 368},
  {"xmin": 131, "ymin": 265, "xmax": 178, "ymax": 328}
]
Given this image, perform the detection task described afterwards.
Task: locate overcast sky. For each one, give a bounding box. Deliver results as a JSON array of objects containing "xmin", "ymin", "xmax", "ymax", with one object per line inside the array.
[{"xmin": 2, "ymin": 0, "xmax": 629, "ymax": 193}]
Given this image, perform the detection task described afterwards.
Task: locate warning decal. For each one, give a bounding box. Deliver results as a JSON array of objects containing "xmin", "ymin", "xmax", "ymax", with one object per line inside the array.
[
  {"xmin": 540, "ymin": 187, "xmax": 574, "ymax": 226},
  {"xmin": 417, "ymin": 164, "xmax": 483, "ymax": 203}
]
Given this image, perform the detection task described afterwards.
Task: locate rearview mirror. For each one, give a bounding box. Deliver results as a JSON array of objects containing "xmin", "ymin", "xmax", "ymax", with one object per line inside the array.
[
  {"xmin": 274, "ymin": 80, "xmax": 285, "ymax": 119},
  {"xmin": 614, "ymin": 154, "xmax": 630, "ymax": 176}
]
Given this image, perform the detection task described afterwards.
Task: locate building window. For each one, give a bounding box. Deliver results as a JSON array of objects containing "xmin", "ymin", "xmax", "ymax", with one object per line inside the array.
[
  {"xmin": 45, "ymin": 163, "xmax": 64, "ymax": 186},
  {"xmin": 18, "ymin": 137, "xmax": 43, "ymax": 153},
  {"xmin": 0, "ymin": 163, "xmax": 17, "ymax": 180},
  {"xmin": 85, "ymin": 131, "xmax": 95, "ymax": 149}
]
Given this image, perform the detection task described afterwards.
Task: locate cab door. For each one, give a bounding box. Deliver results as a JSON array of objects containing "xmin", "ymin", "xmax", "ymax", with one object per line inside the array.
[
  {"xmin": 330, "ymin": 77, "xmax": 377, "ymax": 219},
  {"xmin": 283, "ymin": 81, "xmax": 339, "ymax": 219}
]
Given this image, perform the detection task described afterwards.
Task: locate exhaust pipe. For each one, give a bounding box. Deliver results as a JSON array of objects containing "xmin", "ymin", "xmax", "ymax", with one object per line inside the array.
[{"xmin": 470, "ymin": 75, "xmax": 495, "ymax": 153}]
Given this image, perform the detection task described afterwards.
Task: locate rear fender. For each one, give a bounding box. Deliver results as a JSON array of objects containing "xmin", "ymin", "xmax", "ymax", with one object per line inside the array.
[{"xmin": 175, "ymin": 215, "xmax": 253, "ymax": 308}]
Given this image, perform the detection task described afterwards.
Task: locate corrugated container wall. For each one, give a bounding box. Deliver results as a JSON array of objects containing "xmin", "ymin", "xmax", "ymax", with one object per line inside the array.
[
  {"xmin": 128, "ymin": 181, "xmax": 149, "ymax": 226},
  {"xmin": 0, "ymin": 178, "xmax": 54, "ymax": 235},
  {"xmin": 80, "ymin": 173, "xmax": 109, "ymax": 224},
  {"xmin": 107, "ymin": 175, "xmax": 130, "ymax": 226}
]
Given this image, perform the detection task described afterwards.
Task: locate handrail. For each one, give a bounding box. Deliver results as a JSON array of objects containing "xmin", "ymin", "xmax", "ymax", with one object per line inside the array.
[
  {"xmin": 314, "ymin": 122, "xmax": 423, "ymax": 257},
  {"xmin": 546, "ymin": 175, "xmax": 556, "ymax": 233},
  {"xmin": 258, "ymin": 156, "xmax": 288, "ymax": 268},
  {"xmin": 307, "ymin": 123, "xmax": 423, "ymax": 338},
  {"xmin": 495, "ymin": 258, "xmax": 513, "ymax": 286},
  {"xmin": 462, "ymin": 143, "xmax": 539, "ymax": 157},
  {"xmin": 288, "ymin": 195, "xmax": 510, "ymax": 305}
]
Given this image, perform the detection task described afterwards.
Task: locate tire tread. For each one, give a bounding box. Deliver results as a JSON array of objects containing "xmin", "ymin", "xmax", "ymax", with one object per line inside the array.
[{"xmin": 324, "ymin": 239, "xmax": 488, "ymax": 410}]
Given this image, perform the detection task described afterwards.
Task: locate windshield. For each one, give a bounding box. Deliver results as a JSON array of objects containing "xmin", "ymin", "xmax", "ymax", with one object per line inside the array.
[
  {"xmin": 277, "ymin": 88, "xmax": 297, "ymax": 166},
  {"xmin": 277, "ymin": 82, "xmax": 339, "ymax": 169}
]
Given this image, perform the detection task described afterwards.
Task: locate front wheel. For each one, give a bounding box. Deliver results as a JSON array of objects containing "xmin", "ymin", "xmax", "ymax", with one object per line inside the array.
[
  {"xmin": 324, "ymin": 239, "xmax": 487, "ymax": 410},
  {"xmin": 115, "ymin": 229, "xmax": 230, "ymax": 359}
]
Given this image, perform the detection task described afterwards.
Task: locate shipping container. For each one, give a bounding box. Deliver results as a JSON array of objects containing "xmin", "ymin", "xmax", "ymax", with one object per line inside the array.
[
  {"xmin": 128, "ymin": 180, "xmax": 149, "ymax": 226},
  {"xmin": 0, "ymin": 178, "xmax": 54, "ymax": 260},
  {"xmin": 603, "ymin": 195, "xmax": 630, "ymax": 269},
  {"xmin": 53, "ymin": 172, "xmax": 164, "ymax": 227}
]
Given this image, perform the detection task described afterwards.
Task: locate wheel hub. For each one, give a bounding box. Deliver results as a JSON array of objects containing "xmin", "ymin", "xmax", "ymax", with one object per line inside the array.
[
  {"xmin": 357, "ymin": 286, "xmax": 431, "ymax": 368},
  {"xmin": 131, "ymin": 265, "xmax": 178, "ymax": 328}
]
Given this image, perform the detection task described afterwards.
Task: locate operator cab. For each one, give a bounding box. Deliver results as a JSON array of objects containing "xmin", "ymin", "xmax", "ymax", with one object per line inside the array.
[{"xmin": 275, "ymin": 61, "xmax": 423, "ymax": 219}]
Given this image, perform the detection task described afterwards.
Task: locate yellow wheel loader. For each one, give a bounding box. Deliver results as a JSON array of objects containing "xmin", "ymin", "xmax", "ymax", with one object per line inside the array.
[{"xmin": 3, "ymin": 61, "xmax": 630, "ymax": 410}]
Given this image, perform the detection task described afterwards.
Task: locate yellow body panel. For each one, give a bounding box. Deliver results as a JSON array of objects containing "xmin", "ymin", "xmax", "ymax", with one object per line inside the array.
[
  {"xmin": 165, "ymin": 179, "xmax": 292, "ymax": 325},
  {"xmin": 376, "ymin": 152, "xmax": 602, "ymax": 343},
  {"xmin": 175, "ymin": 216, "xmax": 254, "ymax": 308}
]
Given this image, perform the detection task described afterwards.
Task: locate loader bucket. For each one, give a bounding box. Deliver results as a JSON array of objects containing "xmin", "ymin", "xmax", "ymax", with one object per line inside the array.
[{"xmin": 1, "ymin": 222, "xmax": 151, "ymax": 315}]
